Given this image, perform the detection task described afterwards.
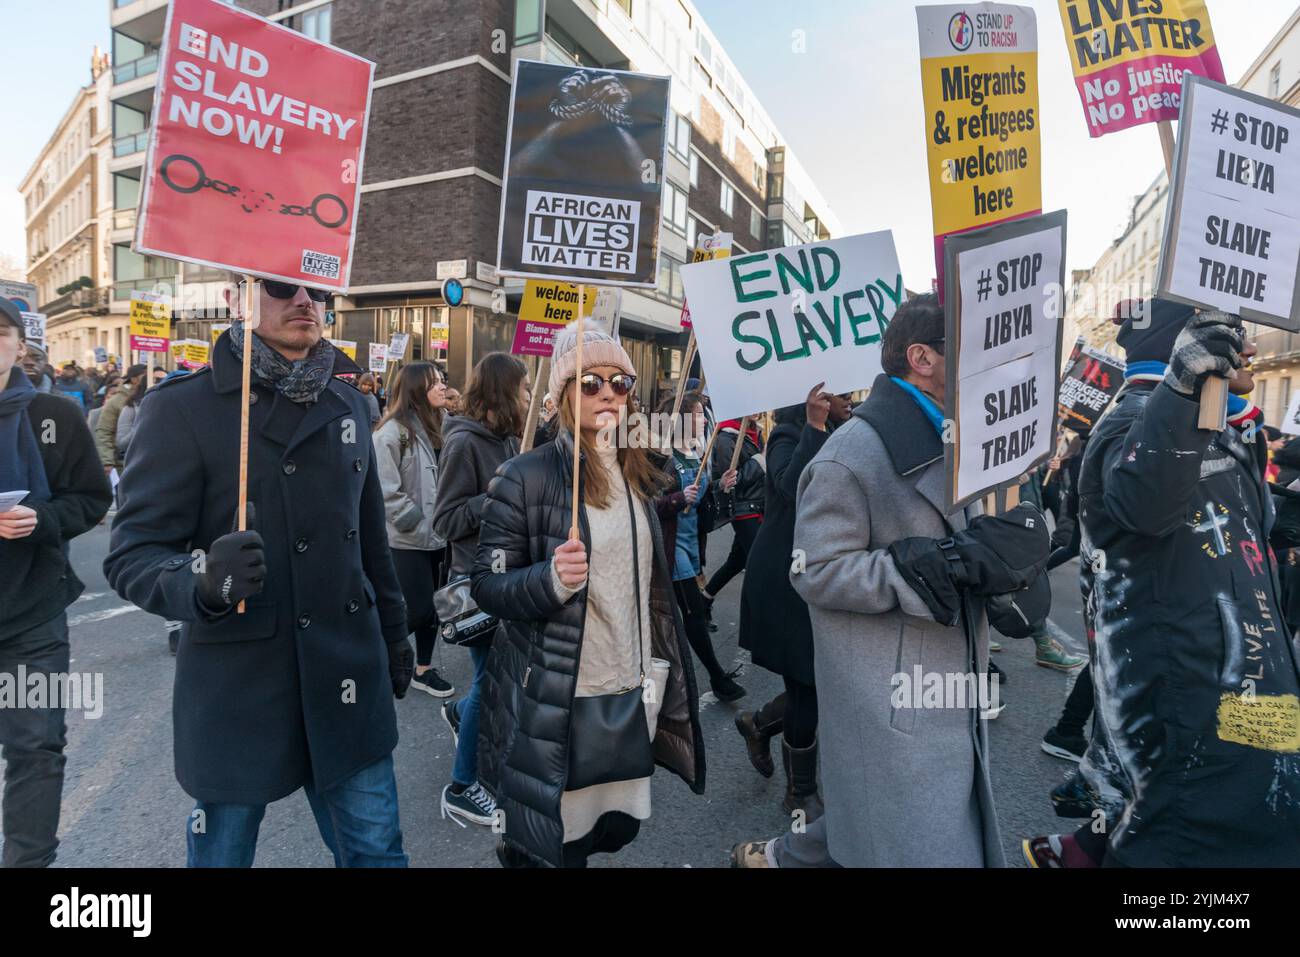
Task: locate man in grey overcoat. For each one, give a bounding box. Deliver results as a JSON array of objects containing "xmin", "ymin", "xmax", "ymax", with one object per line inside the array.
[{"xmin": 733, "ymin": 294, "xmax": 1050, "ymax": 868}]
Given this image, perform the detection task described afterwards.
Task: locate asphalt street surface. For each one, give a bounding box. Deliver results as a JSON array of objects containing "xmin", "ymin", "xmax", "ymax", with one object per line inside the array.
[{"xmin": 12, "ymin": 520, "xmax": 1089, "ymax": 867}]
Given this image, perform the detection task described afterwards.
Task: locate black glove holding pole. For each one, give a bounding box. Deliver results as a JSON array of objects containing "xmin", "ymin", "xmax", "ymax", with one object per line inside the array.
[
  {"xmin": 387, "ymin": 639, "xmax": 414, "ymax": 699},
  {"xmin": 1163, "ymin": 310, "xmax": 1245, "ymax": 397},
  {"xmin": 197, "ymin": 502, "xmax": 266, "ymax": 612}
]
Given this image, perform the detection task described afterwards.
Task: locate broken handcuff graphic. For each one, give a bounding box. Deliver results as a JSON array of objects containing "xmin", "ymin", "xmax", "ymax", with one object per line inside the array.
[{"xmin": 159, "ymin": 154, "xmax": 349, "ymax": 229}]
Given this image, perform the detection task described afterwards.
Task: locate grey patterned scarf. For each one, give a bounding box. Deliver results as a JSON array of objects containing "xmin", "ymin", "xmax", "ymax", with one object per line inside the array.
[{"xmin": 228, "ymin": 320, "xmax": 336, "ymax": 405}]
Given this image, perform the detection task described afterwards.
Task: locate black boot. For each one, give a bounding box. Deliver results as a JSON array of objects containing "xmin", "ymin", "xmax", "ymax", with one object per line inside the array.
[
  {"xmin": 781, "ymin": 739, "xmax": 824, "ymax": 821},
  {"xmin": 734, "ymin": 693, "xmax": 785, "ymax": 777}
]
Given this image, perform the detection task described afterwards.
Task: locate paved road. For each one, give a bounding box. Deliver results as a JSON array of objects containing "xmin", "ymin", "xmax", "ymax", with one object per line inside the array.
[{"xmin": 11, "ymin": 521, "xmax": 1089, "ymax": 867}]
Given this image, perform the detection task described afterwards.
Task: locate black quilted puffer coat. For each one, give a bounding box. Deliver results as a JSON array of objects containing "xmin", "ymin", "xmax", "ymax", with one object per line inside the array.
[{"xmin": 470, "ymin": 430, "xmax": 706, "ymax": 867}]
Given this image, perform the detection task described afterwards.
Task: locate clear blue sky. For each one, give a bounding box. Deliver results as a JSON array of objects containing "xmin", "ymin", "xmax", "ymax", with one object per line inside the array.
[{"xmin": 3, "ymin": 0, "xmax": 1298, "ymax": 290}]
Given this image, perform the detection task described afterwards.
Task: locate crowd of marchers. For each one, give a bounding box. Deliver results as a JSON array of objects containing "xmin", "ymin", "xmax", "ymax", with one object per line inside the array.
[{"xmin": 1, "ymin": 280, "xmax": 1297, "ymax": 868}]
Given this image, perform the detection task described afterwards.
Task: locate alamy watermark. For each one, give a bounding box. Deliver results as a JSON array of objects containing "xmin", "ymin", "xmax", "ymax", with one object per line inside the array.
[{"xmin": 0, "ymin": 666, "xmax": 104, "ymax": 719}]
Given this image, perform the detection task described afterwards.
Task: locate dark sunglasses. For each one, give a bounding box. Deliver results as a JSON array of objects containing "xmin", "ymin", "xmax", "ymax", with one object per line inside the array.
[
  {"xmin": 579, "ymin": 372, "xmax": 637, "ymax": 397},
  {"xmin": 241, "ymin": 279, "xmax": 331, "ymax": 303}
]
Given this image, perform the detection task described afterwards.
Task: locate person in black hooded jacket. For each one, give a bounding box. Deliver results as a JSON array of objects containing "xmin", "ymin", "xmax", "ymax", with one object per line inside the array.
[
  {"xmin": 1025, "ymin": 300, "xmax": 1300, "ymax": 869},
  {"xmin": 430, "ymin": 352, "xmax": 526, "ymax": 827}
]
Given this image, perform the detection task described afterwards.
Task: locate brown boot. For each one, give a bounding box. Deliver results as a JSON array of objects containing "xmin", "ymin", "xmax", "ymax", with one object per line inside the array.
[
  {"xmin": 781, "ymin": 739, "xmax": 824, "ymax": 821},
  {"xmin": 734, "ymin": 693, "xmax": 784, "ymax": 778},
  {"xmin": 729, "ymin": 840, "xmax": 773, "ymax": 868}
]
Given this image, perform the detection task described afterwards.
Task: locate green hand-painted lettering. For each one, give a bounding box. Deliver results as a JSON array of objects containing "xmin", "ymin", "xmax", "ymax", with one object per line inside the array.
[
  {"xmin": 733, "ymin": 311, "xmax": 772, "ymax": 370},
  {"xmin": 731, "ymin": 254, "xmax": 777, "ymax": 303}
]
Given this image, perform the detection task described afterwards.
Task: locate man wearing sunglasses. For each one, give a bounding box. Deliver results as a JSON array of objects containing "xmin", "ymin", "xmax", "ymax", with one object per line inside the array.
[{"xmin": 105, "ymin": 277, "xmax": 413, "ymax": 867}]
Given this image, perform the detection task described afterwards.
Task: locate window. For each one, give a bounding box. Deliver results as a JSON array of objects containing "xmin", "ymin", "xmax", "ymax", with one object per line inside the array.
[
  {"xmin": 514, "ymin": 0, "xmax": 542, "ymax": 44},
  {"xmin": 297, "ymin": 4, "xmax": 332, "ymax": 43},
  {"xmin": 692, "ymin": 59, "xmax": 711, "ymax": 91},
  {"xmin": 1282, "ymin": 377, "xmax": 1293, "ymax": 421},
  {"xmin": 114, "ymin": 172, "xmax": 140, "ymax": 211},
  {"xmin": 658, "ymin": 254, "xmax": 685, "ymax": 303},
  {"xmin": 1270, "ymin": 62, "xmax": 1282, "ymax": 98},
  {"xmin": 612, "ymin": 0, "xmax": 631, "ymax": 17},
  {"xmin": 752, "ymin": 162, "xmax": 764, "ymax": 192},
  {"xmin": 664, "ymin": 182, "xmax": 688, "ymax": 236},
  {"xmin": 686, "ymin": 216, "xmax": 699, "ymax": 250},
  {"xmin": 689, "ymin": 151, "xmax": 699, "ymax": 187},
  {"xmin": 667, "ymin": 113, "xmax": 691, "ymax": 161},
  {"xmin": 1258, "ymin": 379, "xmax": 1270, "ymax": 419},
  {"xmin": 750, "ymin": 207, "xmax": 762, "ymax": 239},
  {"xmin": 720, "ymin": 180, "xmax": 735, "ymax": 217}
]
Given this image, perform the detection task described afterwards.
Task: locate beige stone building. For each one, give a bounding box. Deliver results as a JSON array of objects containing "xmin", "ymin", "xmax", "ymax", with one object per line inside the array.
[{"xmin": 19, "ymin": 50, "xmax": 116, "ymax": 368}]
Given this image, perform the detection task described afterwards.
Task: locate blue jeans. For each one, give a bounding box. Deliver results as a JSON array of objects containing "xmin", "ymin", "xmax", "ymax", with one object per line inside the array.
[
  {"xmin": 451, "ymin": 645, "xmax": 490, "ymax": 786},
  {"xmin": 187, "ymin": 755, "xmax": 407, "ymax": 867}
]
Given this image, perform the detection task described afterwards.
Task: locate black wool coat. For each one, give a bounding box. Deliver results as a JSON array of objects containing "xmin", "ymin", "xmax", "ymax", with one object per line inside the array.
[
  {"xmin": 471, "ymin": 431, "xmax": 706, "ymax": 867},
  {"xmin": 104, "ymin": 334, "xmax": 407, "ymax": 804},
  {"xmin": 739, "ymin": 422, "xmax": 830, "ymax": 685}
]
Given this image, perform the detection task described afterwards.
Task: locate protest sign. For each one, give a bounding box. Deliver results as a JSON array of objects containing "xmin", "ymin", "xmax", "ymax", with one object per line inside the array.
[
  {"xmin": 679, "ymin": 230, "xmax": 904, "ymax": 424},
  {"xmin": 181, "ymin": 339, "xmax": 211, "ymax": 367},
  {"xmin": 135, "ymin": 0, "xmax": 374, "ymax": 290},
  {"xmin": 210, "ymin": 322, "xmax": 231, "ymax": 347},
  {"xmin": 387, "ymin": 332, "xmax": 410, "ymax": 362},
  {"xmin": 170, "ymin": 341, "xmax": 186, "ymax": 362},
  {"xmin": 1157, "ymin": 75, "xmax": 1300, "ymax": 331},
  {"xmin": 129, "ymin": 293, "xmax": 171, "ymax": 353},
  {"xmin": 429, "ymin": 312, "xmax": 448, "ymax": 351},
  {"xmin": 330, "ymin": 337, "xmax": 357, "ymax": 362},
  {"xmin": 1282, "ymin": 390, "xmax": 1300, "ymax": 436},
  {"xmin": 943, "ymin": 211, "xmax": 1067, "ymax": 511},
  {"xmin": 1058, "ymin": 345, "xmax": 1125, "ymax": 432},
  {"xmin": 496, "ymin": 60, "xmax": 670, "ymax": 287},
  {"xmin": 1057, "ymin": 0, "xmax": 1223, "ymax": 138},
  {"xmin": 0, "ymin": 280, "xmax": 38, "ymax": 313},
  {"xmin": 511, "ymin": 281, "xmax": 596, "ymax": 357},
  {"xmin": 21, "ymin": 312, "xmax": 46, "ymax": 348},
  {"xmin": 681, "ymin": 232, "xmax": 734, "ymax": 328},
  {"xmin": 368, "ymin": 342, "xmax": 388, "ymax": 374},
  {"xmin": 94, "ymin": 346, "xmax": 108, "ymax": 365},
  {"xmin": 918, "ymin": 3, "xmax": 1042, "ymax": 287}
]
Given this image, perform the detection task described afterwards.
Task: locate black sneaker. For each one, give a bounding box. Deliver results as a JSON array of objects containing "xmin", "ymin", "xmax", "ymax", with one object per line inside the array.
[
  {"xmin": 441, "ymin": 782, "xmax": 497, "ymax": 827},
  {"xmin": 1041, "ymin": 725, "xmax": 1087, "ymax": 763},
  {"xmin": 442, "ymin": 699, "xmax": 460, "ymax": 747},
  {"xmin": 411, "ymin": 669, "xmax": 454, "ymax": 698},
  {"xmin": 711, "ymin": 669, "xmax": 747, "ymax": 703},
  {"xmin": 1051, "ymin": 771, "xmax": 1100, "ymax": 819}
]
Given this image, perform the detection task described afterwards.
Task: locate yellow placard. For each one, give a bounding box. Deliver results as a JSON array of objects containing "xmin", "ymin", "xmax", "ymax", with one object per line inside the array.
[
  {"xmin": 519, "ymin": 281, "xmax": 596, "ymax": 326},
  {"xmin": 331, "ymin": 338, "xmax": 358, "ymax": 361},
  {"xmin": 210, "ymin": 322, "xmax": 231, "ymax": 347},
  {"xmin": 129, "ymin": 297, "xmax": 171, "ymax": 340},
  {"xmin": 1217, "ymin": 692, "xmax": 1300, "ymax": 753},
  {"xmin": 182, "ymin": 340, "xmax": 210, "ymax": 366},
  {"xmin": 920, "ymin": 53, "xmax": 1042, "ymax": 239},
  {"xmin": 170, "ymin": 341, "xmax": 186, "ymax": 361}
]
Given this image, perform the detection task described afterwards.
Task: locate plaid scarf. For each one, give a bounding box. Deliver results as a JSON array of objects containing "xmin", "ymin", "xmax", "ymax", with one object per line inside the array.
[{"xmin": 228, "ymin": 320, "xmax": 335, "ymax": 405}]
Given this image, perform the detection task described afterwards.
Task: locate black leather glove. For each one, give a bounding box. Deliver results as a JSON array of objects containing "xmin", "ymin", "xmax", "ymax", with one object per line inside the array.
[
  {"xmin": 387, "ymin": 640, "xmax": 414, "ymax": 699},
  {"xmin": 1164, "ymin": 310, "xmax": 1245, "ymax": 396},
  {"xmin": 888, "ymin": 536, "xmax": 963, "ymax": 627},
  {"xmin": 196, "ymin": 503, "xmax": 266, "ymax": 611}
]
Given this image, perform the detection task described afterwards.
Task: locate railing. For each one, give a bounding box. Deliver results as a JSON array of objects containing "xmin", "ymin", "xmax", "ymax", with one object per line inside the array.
[
  {"xmin": 113, "ymin": 52, "xmax": 158, "ymax": 84},
  {"xmin": 113, "ymin": 208, "xmax": 137, "ymax": 230},
  {"xmin": 43, "ymin": 288, "xmax": 109, "ymax": 318},
  {"xmin": 113, "ymin": 131, "xmax": 149, "ymax": 157},
  {"xmin": 1253, "ymin": 328, "xmax": 1299, "ymax": 364}
]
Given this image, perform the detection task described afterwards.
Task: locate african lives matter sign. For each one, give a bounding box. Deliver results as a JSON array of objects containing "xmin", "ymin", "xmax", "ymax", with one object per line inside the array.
[
  {"xmin": 496, "ymin": 60, "xmax": 670, "ymax": 287},
  {"xmin": 135, "ymin": 0, "xmax": 374, "ymax": 290}
]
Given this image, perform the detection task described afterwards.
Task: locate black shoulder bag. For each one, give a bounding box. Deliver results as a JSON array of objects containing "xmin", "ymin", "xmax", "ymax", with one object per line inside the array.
[{"xmin": 565, "ymin": 482, "xmax": 656, "ymax": 791}]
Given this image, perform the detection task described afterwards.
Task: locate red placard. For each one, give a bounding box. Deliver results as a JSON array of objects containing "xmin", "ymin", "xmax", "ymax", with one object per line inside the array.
[{"xmin": 135, "ymin": 0, "xmax": 374, "ymax": 290}]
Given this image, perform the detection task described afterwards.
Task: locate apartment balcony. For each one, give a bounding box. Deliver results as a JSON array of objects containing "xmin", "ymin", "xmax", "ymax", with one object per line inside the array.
[
  {"xmin": 113, "ymin": 130, "xmax": 149, "ymax": 158},
  {"xmin": 43, "ymin": 287, "xmax": 110, "ymax": 319},
  {"xmin": 113, "ymin": 51, "xmax": 158, "ymax": 85},
  {"xmin": 111, "ymin": 0, "xmax": 168, "ymax": 40},
  {"xmin": 113, "ymin": 208, "xmax": 137, "ymax": 231}
]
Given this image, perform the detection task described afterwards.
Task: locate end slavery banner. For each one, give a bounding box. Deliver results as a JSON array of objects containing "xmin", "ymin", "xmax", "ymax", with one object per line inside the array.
[{"xmin": 135, "ymin": 0, "xmax": 374, "ymax": 290}]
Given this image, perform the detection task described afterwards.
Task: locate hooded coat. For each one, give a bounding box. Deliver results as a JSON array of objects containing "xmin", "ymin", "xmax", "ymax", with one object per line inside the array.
[
  {"xmin": 790, "ymin": 375, "xmax": 1004, "ymax": 867},
  {"xmin": 431, "ymin": 414, "xmax": 521, "ymax": 578},
  {"xmin": 1078, "ymin": 380, "xmax": 1300, "ymax": 866}
]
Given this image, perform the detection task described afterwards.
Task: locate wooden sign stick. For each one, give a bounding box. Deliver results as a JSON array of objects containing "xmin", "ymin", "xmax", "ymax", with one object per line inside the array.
[
  {"xmin": 236, "ymin": 275, "xmax": 256, "ymax": 614},
  {"xmin": 727, "ymin": 416, "xmax": 751, "ymax": 473},
  {"xmin": 670, "ymin": 331, "xmax": 697, "ymax": 423},
  {"xmin": 520, "ymin": 355, "xmax": 550, "ymax": 455},
  {"xmin": 570, "ymin": 291, "xmax": 585, "ymax": 539}
]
